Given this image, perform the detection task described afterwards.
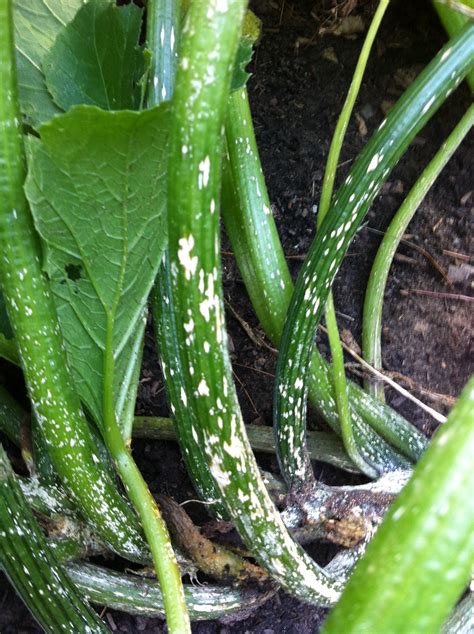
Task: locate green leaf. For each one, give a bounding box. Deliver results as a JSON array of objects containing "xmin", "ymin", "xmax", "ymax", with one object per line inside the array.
[
  {"xmin": 25, "ymin": 105, "xmax": 169, "ymax": 430},
  {"xmin": 0, "ymin": 289, "xmax": 19, "ymax": 364},
  {"xmin": 231, "ymin": 11, "xmax": 261, "ymax": 91},
  {"xmin": 43, "ymin": 0, "xmax": 144, "ymax": 112},
  {"xmin": 12, "ymin": 0, "xmax": 84, "ymax": 127}
]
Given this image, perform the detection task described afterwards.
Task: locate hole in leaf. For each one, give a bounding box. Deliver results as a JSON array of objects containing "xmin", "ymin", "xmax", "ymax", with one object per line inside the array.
[{"xmin": 65, "ymin": 264, "xmax": 82, "ymax": 281}]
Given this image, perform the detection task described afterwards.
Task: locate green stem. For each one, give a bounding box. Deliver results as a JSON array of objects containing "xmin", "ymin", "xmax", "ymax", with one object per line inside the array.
[
  {"xmin": 0, "ymin": 444, "xmax": 107, "ymax": 633},
  {"xmin": 166, "ymin": 0, "xmax": 346, "ymax": 606},
  {"xmin": 0, "ymin": 395, "xmax": 357, "ymax": 473},
  {"xmin": 221, "ymin": 88, "xmax": 426, "ymax": 466},
  {"xmin": 67, "ymin": 561, "xmax": 275, "ymax": 621},
  {"xmin": 0, "ymin": 0, "xmax": 149, "ymax": 562},
  {"xmin": 274, "ymin": 24, "xmax": 474, "ymax": 490},
  {"xmin": 147, "ymin": 0, "xmax": 179, "ymax": 104},
  {"xmin": 133, "ymin": 416, "xmax": 358, "ymax": 472},
  {"xmin": 103, "ymin": 322, "xmax": 188, "ymax": 630},
  {"xmin": 362, "ymin": 105, "xmax": 474, "ymax": 399},
  {"xmin": 433, "ymin": 0, "xmax": 474, "ymax": 91},
  {"xmin": 110, "ymin": 454, "xmax": 189, "ymax": 631},
  {"xmin": 316, "ymin": 0, "xmax": 389, "ymax": 477},
  {"xmin": 149, "ymin": 0, "xmax": 227, "ymax": 516},
  {"xmin": 322, "ymin": 376, "xmax": 474, "ymax": 634}
]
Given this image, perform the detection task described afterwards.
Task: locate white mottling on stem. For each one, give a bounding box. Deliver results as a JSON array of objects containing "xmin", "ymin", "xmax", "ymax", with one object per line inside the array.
[
  {"xmin": 177, "ymin": 235, "xmax": 198, "ymax": 279},
  {"xmin": 198, "ymin": 156, "xmax": 211, "ymax": 189},
  {"xmin": 367, "ymin": 153, "xmax": 381, "ymax": 172},
  {"xmin": 197, "ymin": 378, "xmax": 210, "ymax": 396},
  {"xmin": 422, "ymin": 95, "xmax": 436, "ymax": 115}
]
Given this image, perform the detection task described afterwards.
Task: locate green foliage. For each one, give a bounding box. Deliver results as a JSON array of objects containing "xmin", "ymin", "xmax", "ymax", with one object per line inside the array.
[
  {"xmin": 434, "ymin": 0, "xmax": 474, "ymax": 91},
  {"xmin": 25, "ymin": 105, "xmax": 169, "ymax": 431},
  {"xmin": 221, "ymin": 88, "xmax": 427, "ymax": 467},
  {"xmin": 1, "ymin": 0, "xmax": 473, "ymax": 630},
  {"xmin": 12, "ymin": 0, "xmax": 83, "ymax": 126},
  {"xmin": 43, "ymin": 0, "xmax": 144, "ymax": 111},
  {"xmin": 274, "ymin": 24, "xmax": 474, "ymax": 488},
  {"xmin": 231, "ymin": 11, "xmax": 261, "ymax": 91}
]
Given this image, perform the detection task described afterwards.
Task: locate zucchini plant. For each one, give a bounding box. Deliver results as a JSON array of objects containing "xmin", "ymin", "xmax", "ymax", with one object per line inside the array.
[{"xmin": 0, "ymin": 0, "xmax": 473, "ymax": 631}]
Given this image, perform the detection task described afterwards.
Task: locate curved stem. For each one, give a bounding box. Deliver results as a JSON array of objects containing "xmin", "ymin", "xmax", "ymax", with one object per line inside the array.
[
  {"xmin": 274, "ymin": 24, "xmax": 474, "ymax": 490},
  {"xmin": 166, "ymin": 0, "xmax": 349, "ymax": 606},
  {"xmin": 150, "ymin": 0, "xmax": 228, "ymax": 516},
  {"xmin": 317, "ymin": 0, "xmax": 389, "ymax": 476},
  {"xmin": 433, "ymin": 0, "xmax": 474, "ymax": 91},
  {"xmin": 0, "ymin": 444, "xmax": 107, "ymax": 633},
  {"xmin": 222, "ymin": 88, "xmax": 426, "ymax": 466},
  {"xmin": 67, "ymin": 562, "xmax": 275, "ymax": 621},
  {"xmin": 362, "ymin": 104, "xmax": 474, "ymax": 399}
]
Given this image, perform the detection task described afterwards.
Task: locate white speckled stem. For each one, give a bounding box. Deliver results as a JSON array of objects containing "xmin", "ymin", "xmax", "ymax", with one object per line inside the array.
[
  {"xmin": 0, "ymin": 444, "xmax": 107, "ymax": 632},
  {"xmin": 167, "ymin": 0, "xmax": 345, "ymax": 606},
  {"xmin": 316, "ymin": 0, "xmax": 390, "ymax": 479},
  {"xmin": 150, "ymin": 0, "xmax": 228, "ymax": 517},
  {"xmin": 274, "ymin": 24, "xmax": 474, "ymax": 492},
  {"xmin": 68, "ymin": 561, "xmax": 277, "ymax": 621},
  {"xmin": 221, "ymin": 88, "xmax": 426, "ymax": 468}
]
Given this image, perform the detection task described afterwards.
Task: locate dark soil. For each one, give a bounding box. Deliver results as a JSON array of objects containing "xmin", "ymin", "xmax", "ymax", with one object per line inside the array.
[{"xmin": 1, "ymin": 0, "xmax": 473, "ymax": 631}]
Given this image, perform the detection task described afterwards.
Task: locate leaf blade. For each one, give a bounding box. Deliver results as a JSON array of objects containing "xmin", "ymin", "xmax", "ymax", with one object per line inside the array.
[
  {"xmin": 43, "ymin": 0, "xmax": 144, "ymax": 112},
  {"xmin": 25, "ymin": 104, "xmax": 169, "ymax": 428},
  {"xmin": 12, "ymin": 0, "xmax": 84, "ymax": 126}
]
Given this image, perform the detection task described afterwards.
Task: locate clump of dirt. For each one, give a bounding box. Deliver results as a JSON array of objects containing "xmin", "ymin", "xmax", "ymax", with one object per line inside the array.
[{"xmin": 1, "ymin": 0, "xmax": 472, "ymax": 631}]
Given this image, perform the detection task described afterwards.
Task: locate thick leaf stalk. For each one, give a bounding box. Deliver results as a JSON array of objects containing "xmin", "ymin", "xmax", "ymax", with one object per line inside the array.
[
  {"xmin": 147, "ymin": 0, "xmax": 179, "ymax": 104},
  {"xmin": 166, "ymin": 0, "xmax": 346, "ymax": 606},
  {"xmin": 68, "ymin": 562, "xmax": 275, "ymax": 621},
  {"xmin": 133, "ymin": 416, "xmax": 358, "ymax": 472},
  {"xmin": 362, "ymin": 104, "xmax": 474, "ymax": 399},
  {"xmin": 0, "ymin": 444, "xmax": 107, "ymax": 633},
  {"xmin": 25, "ymin": 104, "xmax": 190, "ymax": 631},
  {"xmin": 221, "ymin": 88, "xmax": 426, "ymax": 467},
  {"xmin": 0, "ymin": 0, "xmax": 151, "ymax": 562},
  {"xmin": 0, "ymin": 384, "xmax": 57, "ymax": 483},
  {"xmin": 322, "ymin": 376, "xmax": 474, "ymax": 634},
  {"xmin": 274, "ymin": 25, "xmax": 474, "ymax": 490},
  {"xmin": 149, "ymin": 0, "xmax": 228, "ymax": 516}
]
